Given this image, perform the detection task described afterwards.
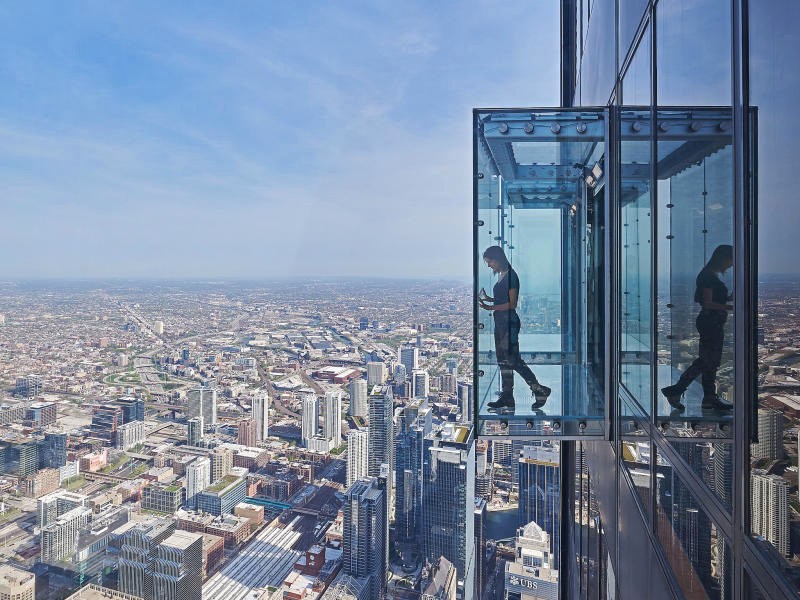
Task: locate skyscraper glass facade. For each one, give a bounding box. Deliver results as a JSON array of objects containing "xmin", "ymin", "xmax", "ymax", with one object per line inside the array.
[{"xmin": 474, "ymin": 1, "xmax": 800, "ymax": 597}]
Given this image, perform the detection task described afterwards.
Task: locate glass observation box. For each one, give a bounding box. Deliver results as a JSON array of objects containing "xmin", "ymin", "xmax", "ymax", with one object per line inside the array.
[
  {"xmin": 474, "ymin": 108, "xmax": 609, "ymax": 439},
  {"xmin": 474, "ymin": 107, "xmax": 739, "ymax": 440}
]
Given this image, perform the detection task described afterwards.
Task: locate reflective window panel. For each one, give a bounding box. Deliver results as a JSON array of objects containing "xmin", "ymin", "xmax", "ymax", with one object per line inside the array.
[
  {"xmin": 580, "ymin": 0, "xmax": 615, "ymax": 105},
  {"xmin": 750, "ymin": 1, "xmax": 800, "ymax": 594},
  {"xmin": 655, "ymin": 452, "xmax": 733, "ymax": 599},
  {"xmin": 655, "ymin": 107, "xmax": 735, "ymax": 424},
  {"xmin": 619, "ymin": 0, "xmax": 649, "ymax": 69}
]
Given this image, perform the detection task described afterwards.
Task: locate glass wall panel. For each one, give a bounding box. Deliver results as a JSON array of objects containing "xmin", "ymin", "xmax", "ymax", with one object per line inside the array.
[
  {"xmin": 621, "ymin": 26, "xmax": 650, "ymax": 106},
  {"xmin": 749, "ymin": 2, "xmax": 800, "ymax": 593},
  {"xmin": 655, "ymin": 452, "xmax": 733, "ymax": 599},
  {"xmin": 656, "ymin": 0, "xmax": 731, "ymax": 106},
  {"xmin": 619, "ymin": 108, "xmax": 653, "ymax": 415},
  {"xmin": 655, "ymin": 109, "xmax": 734, "ymax": 422},
  {"xmin": 618, "ymin": 0, "xmax": 649, "ymax": 68},
  {"xmin": 621, "ymin": 433, "xmax": 651, "ymax": 516},
  {"xmin": 580, "ymin": 0, "xmax": 615, "ymax": 105},
  {"xmin": 669, "ymin": 440, "xmax": 732, "ymax": 511}
]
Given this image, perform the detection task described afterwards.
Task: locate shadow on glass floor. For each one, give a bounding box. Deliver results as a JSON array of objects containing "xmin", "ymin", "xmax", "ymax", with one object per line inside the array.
[{"xmin": 477, "ymin": 363, "xmax": 606, "ymax": 438}]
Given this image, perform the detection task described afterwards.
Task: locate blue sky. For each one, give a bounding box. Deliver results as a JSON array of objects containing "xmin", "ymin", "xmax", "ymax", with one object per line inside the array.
[{"xmin": 0, "ymin": 1, "xmax": 559, "ymax": 279}]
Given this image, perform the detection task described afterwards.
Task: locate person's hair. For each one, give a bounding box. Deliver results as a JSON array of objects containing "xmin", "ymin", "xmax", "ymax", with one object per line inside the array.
[
  {"xmin": 483, "ymin": 246, "xmax": 511, "ymax": 270},
  {"xmin": 707, "ymin": 244, "xmax": 733, "ymax": 271}
]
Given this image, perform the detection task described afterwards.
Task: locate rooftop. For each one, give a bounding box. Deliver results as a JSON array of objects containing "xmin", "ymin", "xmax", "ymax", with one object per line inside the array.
[
  {"xmin": 162, "ymin": 530, "xmax": 203, "ymax": 551},
  {"xmin": 205, "ymin": 474, "xmax": 242, "ymax": 494}
]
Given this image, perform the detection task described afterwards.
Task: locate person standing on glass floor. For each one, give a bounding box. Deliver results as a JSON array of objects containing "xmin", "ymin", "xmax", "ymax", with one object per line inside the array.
[
  {"xmin": 662, "ymin": 244, "xmax": 734, "ymax": 412},
  {"xmin": 479, "ymin": 245, "xmax": 551, "ymax": 413}
]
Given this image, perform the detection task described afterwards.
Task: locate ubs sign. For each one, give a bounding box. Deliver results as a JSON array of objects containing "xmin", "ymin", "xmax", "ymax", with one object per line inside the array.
[{"xmin": 505, "ymin": 574, "xmax": 558, "ymax": 599}]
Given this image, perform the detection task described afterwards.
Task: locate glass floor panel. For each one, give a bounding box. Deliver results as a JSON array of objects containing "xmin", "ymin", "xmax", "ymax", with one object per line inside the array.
[
  {"xmin": 619, "ymin": 364, "xmax": 733, "ymax": 439},
  {"xmin": 476, "ymin": 363, "xmax": 606, "ymax": 439}
]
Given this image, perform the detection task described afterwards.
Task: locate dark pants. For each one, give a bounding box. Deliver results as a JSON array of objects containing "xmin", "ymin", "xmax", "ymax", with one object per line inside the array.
[
  {"xmin": 675, "ymin": 310, "xmax": 726, "ymax": 398},
  {"xmin": 494, "ymin": 312, "xmax": 539, "ymax": 396}
]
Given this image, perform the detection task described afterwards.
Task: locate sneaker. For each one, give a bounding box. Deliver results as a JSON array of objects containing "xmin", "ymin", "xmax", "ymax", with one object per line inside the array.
[
  {"xmin": 701, "ymin": 396, "xmax": 733, "ymax": 411},
  {"xmin": 661, "ymin": 385, "xmax": 685, "ymax": 411},
  {"xmin": 530, "ymin": 383, "xmax": 551, "ymax": 409},
  {"xmin": 488, "ymin": 394, "xmax": 515, "ymax": 413}
]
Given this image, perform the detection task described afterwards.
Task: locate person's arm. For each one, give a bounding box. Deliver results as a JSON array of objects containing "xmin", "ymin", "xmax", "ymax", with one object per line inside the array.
[
  {"xmin": 702, "ymin": 288, "xmax": 733, "ymax": 311},
  {"xmin": 479, "ymin": 287, "xmax": 495, "ymax": 302}
]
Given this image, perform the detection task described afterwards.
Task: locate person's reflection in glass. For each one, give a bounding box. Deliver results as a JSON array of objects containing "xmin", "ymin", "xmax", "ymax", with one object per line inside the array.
[
  {"xmin": 479, "ymin": 246, "xmax": 551, "ymax": 413},
  {"xmin": 662, "ymin": 244, "xmax": 734, "ymax": 412}
]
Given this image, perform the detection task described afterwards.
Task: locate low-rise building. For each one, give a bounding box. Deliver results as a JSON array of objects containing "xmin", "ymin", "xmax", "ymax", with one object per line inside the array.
[
  {"xmin": 141, "ymin": 483, "xmax": 183, "ymax": 515},
  {"xmin": 233, "ymin": 502, "xmax": 264, "ymax": 528},
  {"xmin": 195, "ymin": 468, "xmax": 247, "ymax": 516},
  {"xmin": 202, "ymin": 533, "xmax": 225, "ymax": 577},
  {"xmin": 0, "ymin": 565, "xmax": 35, "ymax": 600},
  {"xmin": 19, "ymin": 467, "xmax": 60, "ymax": 498}
]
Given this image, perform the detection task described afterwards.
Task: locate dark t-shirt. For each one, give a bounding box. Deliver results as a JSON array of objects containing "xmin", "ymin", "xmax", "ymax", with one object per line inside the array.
[
  {"xmin": 694, "ymin": 267, "xmax": 728, "ymax": 307},
  {"xmin": 493, "ymin": 268, "xmax": 520, "ymax": 314}
]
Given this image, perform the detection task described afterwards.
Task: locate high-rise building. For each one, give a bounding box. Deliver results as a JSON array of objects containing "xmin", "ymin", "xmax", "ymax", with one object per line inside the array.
[
  {"xmin": 153, "ymin": 320, "xmax": 164, "ymax": 335},
  {"xmin": 422, "ymin": 424, "xmax": 475, "ymax": 594},
  {"xmin": 3, "ymin": 440, "xmax": 39, "ymax": 476},
  {"xmin": 40, "ymin": 431, "xmax": 68, "ymax": 469},
  {"xmin": 412, "ymin": 369, "xmax": 429, "ymax": 399},
  {"xmin": 346, "ymin": 429, "xmax": 369, "ymax": 488},
  {"xmin": 752, "ymin": 408, "xmax": 785, "ymax": 461},
  {"xmin": 141, "ymin": 484, "xmax": 183, "ymax": 514},
  {"xmin": 445, "ymin": 358, "xmax": 458, "ymax": 378},
  {"xmin": 399, "ymin": 347, "xmax": 419, "ymax": 377},
  {"xmin": 40, "ymin": 505, "xmax": 92, "ymax": 562},
  {"xmin": 504, "ymin": 521, "xmax": 559, "ymax": 600},
  {"xmin": 118, "ymin": 518, "xmax": 176, "ymax": 600},
  {"xmin": 0, "ymin": 565, "xmax": 35, "ymax": 600},
  {"xmin": 366, "ymin": 362, "xmax": 387, "ymax": 386},
  {"xmin": 323, "ymin": 390, "xmax": 342, "ymax": 448},
  {"xmin": 26, "ymin": 401, "xmax": 57, "ymax": 426},
  {"xmin": 475, "ymin": 440, "xmax": 492, "ymax": 500},
  {"xmin": 196, "ymin": 468, "xmax": 248, "ymax": 516},
  {"xmin": 349, "ymin": 378, "xmax": 368, "ymax": 418},
  {"xmin": 342, "ymin": 477, "xmax": 387, "ymax": 599},
  {"xmin": 457, "ymin": 383, "xmax": 472, "ymax": 424},
  {"xmin": 473, "ymin": 498, "xmax": 487, "ymax": 600},
  {"xmin": 237, "ymin": 418, "xmax": 257, "ymax": 446},
  {"xmin": 210, "ymin": 447, "xmax": 233, "ymax": 482},
  {"xmin": 15, "ymin": 376, "xmax": 41, "ymax": 399},
  {"xmin": 393, "ymin": 363, "xmax": 407, "ymax": 385},
  {"xmin": 187, "ymin": 417, "xmax": 203, "ymax": 446},
  {"xmin": 117, "ymin": 396, "xmax": 145, "ymax": 423},
  {"xmin": 465, "ymin": 0, "xmax": 800, "ymax": 597},
  {"xmin": 152, "ymin": 530, "xmax": 203, "ymax": 600},
  {"xmin": 116, "ymin": 420, "xmax": 146, "ymax": 450},
  {"xmin": 251, "ymin": 391, "xmax": 269, "ymax": 442},
  {"xmin": 186, "ymin": 457, "xmax": 211, "ymax": 509},
  {"xmin": 752, "ymin": 470, "xmax": 790, "ymax": 557},
  {"xmin": 187, "ymin": 386, "xmax": 217, "ymax": 430},
  {"xmin": 37, "ymin": 490, "xmax": 86, "ymax": 528},
  {"xmin": 367, "ymin": 386, "xmax": 394, "ymax": 482},
  {"xmin": 301, "ymin": 394, "xmax": 319, "ymax": 448},
  {"xmin": 394, "ymin": 401, "xmax": 430, "ymax": 545},
  {"xmin": 518, "ymin": 444, "xmax": 560, "ymax": 569},
  {"xmin": 91, "ymin": 404, "xmax": 124, "ymax": 442}
]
